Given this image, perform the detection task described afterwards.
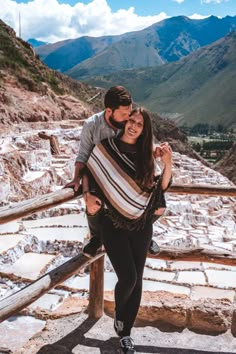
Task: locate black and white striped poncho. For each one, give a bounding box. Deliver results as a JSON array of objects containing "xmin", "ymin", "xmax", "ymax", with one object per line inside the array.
[{"xmin": 87, "ymin": 138, "xmax": 166, "ymax": 231}]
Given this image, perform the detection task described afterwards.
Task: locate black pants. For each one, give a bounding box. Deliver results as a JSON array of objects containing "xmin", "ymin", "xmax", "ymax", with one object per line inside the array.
[
  {"xmin": 101, "ymin": 215, "xmax": 152, "ymax": 336},
  {"xmin": 86, "ymin": 207, "xmax": 104, "ymax": 248}
]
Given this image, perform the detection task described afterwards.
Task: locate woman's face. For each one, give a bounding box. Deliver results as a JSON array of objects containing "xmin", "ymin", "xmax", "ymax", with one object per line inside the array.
[{"xmin": 123, "ymin": 112, "xmax": 144, "ymax": 142}]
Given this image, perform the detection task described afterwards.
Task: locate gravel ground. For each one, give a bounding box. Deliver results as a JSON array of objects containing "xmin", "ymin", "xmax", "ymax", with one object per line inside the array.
[{"xmin": 12, "ymin": 312, "xmax": 236, "ymax": 354}]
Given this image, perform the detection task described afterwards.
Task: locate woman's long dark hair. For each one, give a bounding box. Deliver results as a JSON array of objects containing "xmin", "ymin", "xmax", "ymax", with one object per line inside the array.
[{"xmin": 131, "ymin": 107, "xmax": 154, "ymax": 189}]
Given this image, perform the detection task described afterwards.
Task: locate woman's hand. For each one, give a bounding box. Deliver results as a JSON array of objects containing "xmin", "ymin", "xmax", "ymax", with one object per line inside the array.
[
  {"xmin": 160, "ymin": 143, "xmax": 172, "ymax": 166},
  {"xmin": 159, "ymin": 143, "xmax": 172, "ymax": 190},
  {"xmin": 154, "ymin": 142, "xmax": 170, "ymax": 159},
  {"xmin": 84, "ymin": 192, "xmax": 102, "ymax": 215}
]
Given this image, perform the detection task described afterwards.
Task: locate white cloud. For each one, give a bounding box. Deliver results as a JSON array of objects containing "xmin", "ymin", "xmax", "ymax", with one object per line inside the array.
[
  {"xmin": 201, "ymin": 0, "xmax": 229, "ymax": 3},
  {"xmin": 0, "ymin": 0, "xmax": 169, "ymax": 43},
  {"xmin": 172, "ymin": 0, "xmax": 185, "ymax": 3},
  {"xmin": 189, "ymin": 13, "xmax": 211, "ymax": 19}
]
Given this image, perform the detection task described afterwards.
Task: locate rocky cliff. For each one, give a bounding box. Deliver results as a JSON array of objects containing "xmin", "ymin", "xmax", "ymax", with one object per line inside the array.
[
  {"xmin": 214, "ymin": 142, "xmax": 236, "ymax": 184},
  {"xmin": 0, "ymin": 20, "xmax": 103, "ymax": 127}
]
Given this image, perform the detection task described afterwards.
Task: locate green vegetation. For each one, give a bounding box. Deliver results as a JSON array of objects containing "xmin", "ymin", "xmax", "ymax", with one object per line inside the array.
[
  {"xmin": 188, "ymin": 126, "xmax": 235, "ymax": 163},
  {"xmin": 85, "ymin": 31, "xmax": 236, "ymax": 130},
  {"xmin": 0, "ymin": 20, "xmax": 65, "ymax": 94}
]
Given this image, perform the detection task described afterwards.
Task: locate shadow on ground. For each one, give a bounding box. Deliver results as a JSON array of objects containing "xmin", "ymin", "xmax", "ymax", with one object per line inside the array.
[{"xmin": 36, "ymin": 317, "xmax": 234, "ymax": 354}]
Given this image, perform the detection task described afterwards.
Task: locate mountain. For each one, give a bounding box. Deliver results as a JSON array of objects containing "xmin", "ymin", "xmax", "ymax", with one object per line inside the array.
[
  {"xmin": 0, "ymin": 19, "xmax": 191, "ymax": 152},
  {"xmin": 35, "ymin": 34, "xmax": 129, "ymax": 72},
  {"xmin": 0, "ymin": 19, "xmax": 104, "ymax": 125},
  {"xmin": 27, "ymin": 38, "xmax": 48, "ymax": 47},
  {"xmin": 214, "ymin": 142, "xmax": 236, "ymax": 184},
  {"xmin": 85, "ymin": 31, "xmax": 236, "ymax": 129},
  {"xmin": 55, "ymin": 15, "xmax": 236, "ymax": 80}
]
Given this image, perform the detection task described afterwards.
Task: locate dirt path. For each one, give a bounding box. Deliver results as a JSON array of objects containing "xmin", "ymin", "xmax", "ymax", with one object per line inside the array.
[{"xmin": 13, "ymin": 312, "xmax": 236, "ymax": 354}]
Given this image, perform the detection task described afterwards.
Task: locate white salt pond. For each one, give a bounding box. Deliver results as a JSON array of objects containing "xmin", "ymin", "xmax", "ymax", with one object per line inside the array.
[
  {"xmin": 1, "ymin": 252, "xmax": 56, "ymax": 280},
  {"xmin": 24, "ymin": 226, "xmax": 88, "ymax": 242},
  {"xmin": 0, "ymin": 234, "xmax": 25, "ymax": 253},
  {"xmin": 23, "ymin": 171, "xmax": 46, "ymax": 182},
  {"xmin": 0, "ymin": 221, "xmax": 21, "ymax": 234},
  {"xmin": 22, "ymin": 213, "xmax": 88, "ymax": 228},
  {"xmin": 0, "ymin": 316, "xmax": 45, "ymax": 352}
]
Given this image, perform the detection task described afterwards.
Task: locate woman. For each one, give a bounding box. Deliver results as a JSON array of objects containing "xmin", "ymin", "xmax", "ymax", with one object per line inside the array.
[{"xmin": 83, "ymin": 107, "xmax": 172, "ymax": 354}]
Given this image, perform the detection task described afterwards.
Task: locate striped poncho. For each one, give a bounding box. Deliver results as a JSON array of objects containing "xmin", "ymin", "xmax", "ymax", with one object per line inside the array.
[{"xmin": 87, "ymin": 138, "xmax": 165, "ymax": 231}]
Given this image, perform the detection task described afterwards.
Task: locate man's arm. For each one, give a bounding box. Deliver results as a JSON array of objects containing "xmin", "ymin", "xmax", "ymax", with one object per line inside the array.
[
  {"xmin": 64, "ymin": 161, "xmax": 85, "ymax": 191},
  {"xmin": 64, "ymin": 120, "xmax": 94, "ymax": 191},
  {"xmin": 82, "ymin": 172, "xmax": 102, "ymax": 214}
]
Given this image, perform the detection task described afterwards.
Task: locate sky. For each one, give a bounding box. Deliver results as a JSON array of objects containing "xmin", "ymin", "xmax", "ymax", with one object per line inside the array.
[{"xmin": 0, "ymin": 0, "xmax": 235, "ymax": 43}]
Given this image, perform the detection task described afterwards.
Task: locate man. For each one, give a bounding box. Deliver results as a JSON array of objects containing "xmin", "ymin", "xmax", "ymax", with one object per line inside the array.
[{"xmin": 65, "ymin": 85, "xmax": 160, "ymax": 257}]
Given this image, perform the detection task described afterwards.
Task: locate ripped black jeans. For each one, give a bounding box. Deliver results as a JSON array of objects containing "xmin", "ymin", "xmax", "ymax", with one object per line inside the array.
[{"xmin": 101, "ymin": 215, "xmax": 152, "ymax": 336}]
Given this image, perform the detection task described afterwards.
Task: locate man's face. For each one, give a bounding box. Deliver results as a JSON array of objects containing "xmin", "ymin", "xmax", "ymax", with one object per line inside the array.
[{"xmin": 107, "ymin": 105, "xmax": 132, "ymax": 129}]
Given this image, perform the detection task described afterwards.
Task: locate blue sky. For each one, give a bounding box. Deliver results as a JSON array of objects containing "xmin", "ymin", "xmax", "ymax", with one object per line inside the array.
[
  {"xmin": 58, "ymin": 0, "xmax": 236, "ymax": 17},
  {"xmin": 0, "ymin": 0, "xmax": 235, "ymax": 42}
]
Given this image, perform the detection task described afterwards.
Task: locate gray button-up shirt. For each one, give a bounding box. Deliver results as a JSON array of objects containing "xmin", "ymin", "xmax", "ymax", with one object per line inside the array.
[{"xmin": 76, "ymin": 111, "xmax": 120, "ymax": 163}]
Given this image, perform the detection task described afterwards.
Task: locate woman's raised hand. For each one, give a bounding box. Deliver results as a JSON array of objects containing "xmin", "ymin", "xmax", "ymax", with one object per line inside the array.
[{"xmin": 160, "ymin": 143, "xmax": 172, "ymax": 166}]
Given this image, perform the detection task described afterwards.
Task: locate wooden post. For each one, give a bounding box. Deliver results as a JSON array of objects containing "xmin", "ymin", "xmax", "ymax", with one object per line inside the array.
[
  {"xmin": 89, "ymin": 255, "xmax": 105, "ymax": 319},
  {"xmin": 0, "ymin": 251, "xmax": 105, "ymax": 323}
]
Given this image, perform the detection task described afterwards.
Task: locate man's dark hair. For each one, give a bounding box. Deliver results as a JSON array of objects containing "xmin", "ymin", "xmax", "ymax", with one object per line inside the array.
[{"xmin": 104, "ymin": 86, "xmax": 132, "ymax": 110}]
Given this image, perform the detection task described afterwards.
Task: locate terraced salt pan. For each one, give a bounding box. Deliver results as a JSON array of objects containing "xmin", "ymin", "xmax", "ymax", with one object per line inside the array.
[
  {"xmin": 0, "ymin": 316, "xmax": 45, "ymax": 351},
  {"xmin": 64, "ymin": 271, "xmax": 118, "ymax": 291},
  {"xmin": 63, "ymin": 271, "xmax": 190, "ymax": 295},
  {"xmin": 205, "ymin": 269, "xmax": 236, "ymax": 288},
  {"xmin": 0, "ymin": 234, "xmax": 25, "ymax": 253},
  {"xmin": 0, "ymin": 220, "xmax": 21, "ymax": 234},
  {"xmin": 22, "ymin": 213, "xmax": 88, "ymax": 228},
  {"xmin": 212, "ymin": 241, "xmax": 233, "ymax": 251},
  {"xmin": 29, "ymin": 293, "xmax": 63, "ymax": 311},
  {"xmin": 22, "ymin": 171, "xmax": 46, "ymax": 182},
  {"xmin": 145, "ymin": 259, "xmax": 167, "ymax": 270},
  {"xmin": 2, "ymin": 252, "xmax": 56, "ymax": 280},
  {"xmin": 191, "ymin": 286, "xmax": 235, "ymax": 302},
  {"xmin": 142, "ymin": 280, "xmax": 190, "ymax": 295},
  {"xmin": 177, "ymin": 271, "xmax": 206, "ymax": 285},
  {"xmin": 24, "ymin": 226, "xmax": 88, "ymax": 242},
  {"xmin": 143, "ymin": 268, "xmax": 175, "ymax": 282},
  {"xmin": 169, "ymin": 261, "xmax": 202, "ymax": 270},
  {"xmin": 202, "ymin": 262, "xmax": 236, "ymax": 271}
]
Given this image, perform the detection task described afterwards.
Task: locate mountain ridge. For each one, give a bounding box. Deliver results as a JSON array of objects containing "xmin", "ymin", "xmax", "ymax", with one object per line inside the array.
[
  {"xmin": 35, "ymin": 15, "xmax": 236, "ymax": 79},
  {"xmin": 0, "ymin": 19, "xmax": 195, "ymax": 159},
  {"xmin": 85, "ymin": 30, "xmax": 236, "ymax": 129}
]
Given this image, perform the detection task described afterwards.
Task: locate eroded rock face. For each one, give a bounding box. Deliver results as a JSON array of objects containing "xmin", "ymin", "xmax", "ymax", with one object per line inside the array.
[
  {"xmin": 189, "ymin": 299, "xmax": 233, "ymax": 333},
  {"xmin": 0, "ymin": 82, "xmax": 94, "ymax": 125},
  {"xmin": 215, "ymin": 142, "xmax": 236, "ymax": 185},
  {"xmin": 104, "ymin": 291, "xmax": 234, "ymax": 334}
]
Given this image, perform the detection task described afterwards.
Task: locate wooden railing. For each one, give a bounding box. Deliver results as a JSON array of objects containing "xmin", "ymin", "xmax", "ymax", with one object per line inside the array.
[{"xmin": 0, "ymin": 184, "xmax": 236, "ymax": 323}]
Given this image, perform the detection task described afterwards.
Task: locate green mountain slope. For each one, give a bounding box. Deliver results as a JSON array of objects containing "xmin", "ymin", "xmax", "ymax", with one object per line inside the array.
[
  {"xmin": 36, "ymin": 34, "xmax": 128, "ymax": 72},
  {"xmin": 66, "ymin": 32, "xmax": 164, "ymax": 79},
  {"xmin": 85, "ymin": 31, "xmax": 236, "ymax": 129},
  {"xmin": 0, "ymin": 19, "xmax": 211, "ymax": 166},
  {"xmin": 35, "ymin": 15, "xmax": 236, "ymax": 79},
  {"xmin": 67, "ymin": 15, "xmax": 236, "ymax": 80},
  {"xmin": 0, "ymin": 19, "xmax": 101, "ymax": 107}
]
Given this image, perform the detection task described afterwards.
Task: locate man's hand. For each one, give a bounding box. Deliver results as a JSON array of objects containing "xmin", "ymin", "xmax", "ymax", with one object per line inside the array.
[
  {"xmin": 64, "ymin": 178, "xmax": 80, "ymax": 192},
  {"xmin": 64, "ymin": 161, "xmax": 84, "ymax": 192}
]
